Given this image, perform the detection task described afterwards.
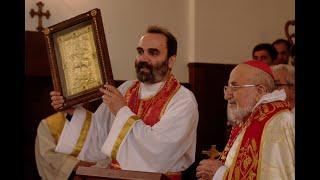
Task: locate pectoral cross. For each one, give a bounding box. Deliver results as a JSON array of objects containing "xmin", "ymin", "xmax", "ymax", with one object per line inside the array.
[
  {"xmin": 202, "ymin": 145, "xmax": 221, "ymax": 159},
  {"xmin": 29, "ymin": 1, "xmax": 51, "ymax": 32}
]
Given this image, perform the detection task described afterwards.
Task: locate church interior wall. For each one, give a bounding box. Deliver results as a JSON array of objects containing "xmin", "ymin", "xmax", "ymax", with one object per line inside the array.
[{"xmin": 25, "ymin": 0, "xmax": 294, "ymax": 83}]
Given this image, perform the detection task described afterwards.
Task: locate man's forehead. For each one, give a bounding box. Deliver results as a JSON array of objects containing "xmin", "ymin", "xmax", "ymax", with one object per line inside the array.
[
  {"xmin": 228, "ymin": 65, "xmax": 253, "ymax": 83},
  {"xmin": 255, "ymin": 50, "xmax": 270, "ymax": 56},
  {"xmin": 228, "ymin": 73, "xmax": 244, "ymax": 85},
  {"xmin": 138, "ymin": 33, "xmax": 167, "ymax": 47},
  {"xmin": 275, "ymin": 43, "xmax": 289, "ymax": 50},
  {"xmin": 228, "ymin": 75, "xmax": 245, "ymax": 85}
]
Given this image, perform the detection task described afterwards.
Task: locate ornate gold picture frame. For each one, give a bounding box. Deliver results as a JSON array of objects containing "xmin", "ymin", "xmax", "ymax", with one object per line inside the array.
[{"xmin": 43, "ymin": 8, "xmax": 114, "ymax": 110}]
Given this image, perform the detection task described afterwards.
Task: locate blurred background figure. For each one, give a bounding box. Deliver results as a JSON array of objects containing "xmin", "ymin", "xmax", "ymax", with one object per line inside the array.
[
  {"xmin": 252, "ymin": 43, "xmax": 278, "ymax": 65},
  {"xmin": 271, "ymin": 64, "xmax": 295, "ymax": 112},
  {"xmin": 272, "ymin": 39, "xmax": 292, "ymax": 65},
  {"xmin": 289, "ymin": 44, "xmax": 295, "ymax": 66}
]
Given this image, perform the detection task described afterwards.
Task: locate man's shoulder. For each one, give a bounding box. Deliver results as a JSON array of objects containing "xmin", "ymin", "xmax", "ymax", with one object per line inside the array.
[
  {"xmin": 268, "ymin": 110, "xmax": 295, "ymax": 129},
  {"xmin": 174, "ymin": 85, "xmax": 198, "ymax": 106},
  {"xmin": 178, "ymin": 84, "xmax": 195, "ymax": 96}
]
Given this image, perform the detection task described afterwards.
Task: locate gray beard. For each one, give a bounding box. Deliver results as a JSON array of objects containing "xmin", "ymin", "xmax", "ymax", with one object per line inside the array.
[{"xmin": 228, "ymin": 99, "xmax": 256, "ymax": 124}]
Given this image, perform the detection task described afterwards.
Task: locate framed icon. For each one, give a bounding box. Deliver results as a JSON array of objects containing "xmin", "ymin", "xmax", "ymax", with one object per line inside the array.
[{"xmin": 43, "ymin": 8, "xmax": 114, "ymax": 110}]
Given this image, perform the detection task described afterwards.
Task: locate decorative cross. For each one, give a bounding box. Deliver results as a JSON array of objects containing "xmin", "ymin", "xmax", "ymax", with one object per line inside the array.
[
  {"xmin": 285, "ymin": 20, "xmax": 295, "ymax": 45},
  {"xmin": 29, "ymin": 1, "xmax": 51, "ymax": 32}
]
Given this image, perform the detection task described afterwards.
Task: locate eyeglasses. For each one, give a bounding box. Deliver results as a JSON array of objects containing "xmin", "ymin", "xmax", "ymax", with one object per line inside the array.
[{"xmin": 224, "ymin": 84, "xmax": 259, "ymax": 93}]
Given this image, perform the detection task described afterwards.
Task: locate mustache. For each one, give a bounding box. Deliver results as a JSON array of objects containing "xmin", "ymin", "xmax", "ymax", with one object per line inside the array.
[
  {"xmin": 228, "ymin": 99, "xmax": 236, "ymax": 104},
  {"xmin": 135, "ymin": 61, "xmax": 153, "ymax": 72}
]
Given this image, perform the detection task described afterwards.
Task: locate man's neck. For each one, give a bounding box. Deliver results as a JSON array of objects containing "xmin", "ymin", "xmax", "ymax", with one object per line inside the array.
[
  {"xmin": 139, "ymin": 73, "xmax": 172, "ymax": 99},
  {"xmin": 140, "ymin": 81, "xmax": 164, "ymax": 99}
]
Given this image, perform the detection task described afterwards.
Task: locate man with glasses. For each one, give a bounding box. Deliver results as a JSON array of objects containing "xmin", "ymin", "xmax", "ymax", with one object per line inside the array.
[
  {"xmin": 196, "ymin": 60, "xmax": 294, "ymax": 180},
  {"xmin": 271, "ymin": 64, "xmax": 295, "ymax": 113}
]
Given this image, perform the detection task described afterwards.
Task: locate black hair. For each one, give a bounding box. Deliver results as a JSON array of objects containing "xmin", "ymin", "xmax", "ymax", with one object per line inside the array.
[
  {"xmin": 272, "ymin": 38, "xmax": 292, "ymax": 52},
  {"xmin": 252, "ymin": 43, "xmax": 278, "ymax": 61}
]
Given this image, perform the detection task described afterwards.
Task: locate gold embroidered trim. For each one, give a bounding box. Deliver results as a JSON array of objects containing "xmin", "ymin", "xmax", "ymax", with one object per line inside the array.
[
  {"xmin": 111, "ymin": 115, "xmax": 140, "ymax": 160},
  {"xmin": 70, "ymin": 111, "xmax": 93, "ymax": 157},
  {"xmin": 46, "ymin": 112, "xmax": 66, "ymax": 143},
  {"xmin": 226, "ymin": 130, "xmax": 246, "ymax": 180},
  {"xmin": 256, "ymin": 109, "xmax": 288, "ymax": 179},
  {"xmin": 160, "ymin": 82, "xmax": 180, "ymax": 117},
  {"xmin": 223, "ymin": 168, "xmax": 229, "ymax": 180}
]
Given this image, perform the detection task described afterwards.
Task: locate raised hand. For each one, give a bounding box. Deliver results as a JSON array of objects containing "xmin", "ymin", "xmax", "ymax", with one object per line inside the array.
[
  {"xmin": 50, "ymin": 91, "xmax": 75, "ymax": 115},
  {"xmin": 99, "ymin": 84, "xmax": 127, "ymax": 115},
  {"xmin": 50, "ymin": 91, "xmax": 64, "ymax": 110}
]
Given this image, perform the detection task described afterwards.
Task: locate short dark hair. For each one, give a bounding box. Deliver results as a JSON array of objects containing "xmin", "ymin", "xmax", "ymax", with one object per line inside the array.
[
  {"xmin": 146, "ymin": 25, "xmax": 177, "ymax": 58},
  {"xmin": 252, "ymin": 43, "xmax": 278, "ymax": 61},
  {"xmin": 272, "ymin": 39, "xmax": 292, "ymax": 51}
]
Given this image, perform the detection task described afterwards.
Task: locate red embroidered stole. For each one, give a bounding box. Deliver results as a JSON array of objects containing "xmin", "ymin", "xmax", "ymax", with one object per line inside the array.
[
  {"xmin": 110, "ymin": 75, "xmax": 181, "ymax": 176},
  {"xmin": 124, "ymin": 74, "xmax": 180, "ymax": 126},
  {"xmin": 221, "ymin": 101, "xmax": 290, "ymax": 180},
  {"xmin": 220, "ymin": 120, "xmax": 247, "ymax": 164}
]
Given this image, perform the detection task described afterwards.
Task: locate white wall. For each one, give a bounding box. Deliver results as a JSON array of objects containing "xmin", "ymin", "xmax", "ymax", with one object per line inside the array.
[
  {"xmin": 25, "ymin": 0, "xmax": 294, "ymax": 82},
  {"xmin": 26, "ymin": 0, "xmax": 190, "ymax": 82},
  {"xmin": 195, "ymin": 0, "xmax": 295, "ymax": 64}
]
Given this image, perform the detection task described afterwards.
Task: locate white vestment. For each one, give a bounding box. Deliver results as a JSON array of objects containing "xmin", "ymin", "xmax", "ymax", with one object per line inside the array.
[
  {"xmin": 35, "ymin": 118, "xmax": 79, "ymax": 180},
  {"xmin": 213, "ymin": 90, "xmax": 295, "ymax": 180},
  {"xmin": 55, "ymin": 80, "xmax": 199, "ymax": 173}
]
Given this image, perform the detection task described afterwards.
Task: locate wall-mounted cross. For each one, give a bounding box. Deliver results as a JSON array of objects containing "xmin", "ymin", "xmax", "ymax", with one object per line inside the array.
[{"xmin": 29, "ymin": 1, "xmax": 51, "ymax": 32}]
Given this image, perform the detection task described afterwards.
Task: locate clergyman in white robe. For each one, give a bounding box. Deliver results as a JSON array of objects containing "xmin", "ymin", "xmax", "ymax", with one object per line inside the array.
[{"xmin": 35, "ymin": 79, "xmax": 198, "ymax": 179}]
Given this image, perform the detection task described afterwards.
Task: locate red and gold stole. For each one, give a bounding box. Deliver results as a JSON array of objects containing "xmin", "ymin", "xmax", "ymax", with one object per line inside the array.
[
  {"xmin": 221, "ymin": 101, "xmax": 290, "ymax": 180},
  {"xmin": 110, "ymin": 75, "xmax": 181, "ymax": 175},
  {"xmin": 220, "ymin": 118, "xmax": 248, "ymax": 164},
  {"xmin": 124, "ymin": 74, "xmax": 181, "ymax": 126}
]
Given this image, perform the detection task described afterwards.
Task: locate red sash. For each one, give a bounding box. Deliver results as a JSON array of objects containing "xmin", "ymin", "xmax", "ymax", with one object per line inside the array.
[
  {"xmin": 124, "ymin": 74, "xmax": 180, "ymax": 126},
  {"xmin": 221, "ymin": 101, "xmax": 290, "ymax": 180}
]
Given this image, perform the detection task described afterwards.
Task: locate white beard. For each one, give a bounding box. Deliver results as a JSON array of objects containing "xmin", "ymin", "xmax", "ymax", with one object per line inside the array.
[{"xmin": 228, "ymin": 97, "xmax": 256, "ymax": 124}]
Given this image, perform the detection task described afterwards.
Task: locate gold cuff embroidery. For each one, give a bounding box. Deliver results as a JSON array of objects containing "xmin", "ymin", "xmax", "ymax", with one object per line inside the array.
[
  {"xmin": 70, "ymin": 111, "xmax": 92, "ymax": 157},
  {"xmin": 46, "ymin": 112, "xmax": 66, "ymax": 143},
  {"xmin": 111, "ymin": 115, "xmax": 140, "ymax": 160}
]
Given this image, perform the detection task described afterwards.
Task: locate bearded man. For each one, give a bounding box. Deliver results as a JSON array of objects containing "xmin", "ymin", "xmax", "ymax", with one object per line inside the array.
[
  {"xmin": 196, "ymin": 60, "xmax": 294, "ymax": 180},
  {"xmin": 35, "ymin": 25, "xmax": 199, "ymax": 180}
]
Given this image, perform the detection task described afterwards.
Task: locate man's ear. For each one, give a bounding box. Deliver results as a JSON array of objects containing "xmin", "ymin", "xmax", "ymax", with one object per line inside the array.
[
  {"xmin": 168, "ymin": 55, "xmax": 176, "ymax": 69},
  {"xmin": 255, "ymin": 84, "xmax": 267, "ymax": 100}
]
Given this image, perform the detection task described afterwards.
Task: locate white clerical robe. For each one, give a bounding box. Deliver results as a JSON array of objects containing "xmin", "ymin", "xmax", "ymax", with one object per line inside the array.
[
  {"xmin": 35, "ymin": 117, "xmax": 80, "ymax": 180},
  {"xmin": 213, "ymin": 90, "xmax": 295, "ymax": 180},
  {"xmin": 55, "ymin": 80, "xmax": 199, "ymax": 173}
]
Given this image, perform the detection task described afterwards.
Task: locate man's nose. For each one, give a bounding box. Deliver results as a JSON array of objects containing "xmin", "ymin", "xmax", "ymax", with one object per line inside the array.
[
  {"xmin": 137, "ymin": 53, "xmax": 149, "ymax": 62},
  {"xmin": 224, "ymin": 90, "xmax": 233, "ymax": 100}
]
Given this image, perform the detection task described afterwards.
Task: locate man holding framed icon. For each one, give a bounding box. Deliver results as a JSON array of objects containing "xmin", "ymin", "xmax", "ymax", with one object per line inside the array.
[{"xmin": 36, "ymin": 17, "xmax": 199, "ymax": 179}]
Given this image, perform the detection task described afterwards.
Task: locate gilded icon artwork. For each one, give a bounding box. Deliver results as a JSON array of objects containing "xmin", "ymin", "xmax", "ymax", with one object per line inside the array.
[
  {"xmin": 56, "ymin": 25, "xmax": 103, "ymax": 96},
  {"xmin": 43, "ymin": 8, "xmax": 114, "ymax": 110}
]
